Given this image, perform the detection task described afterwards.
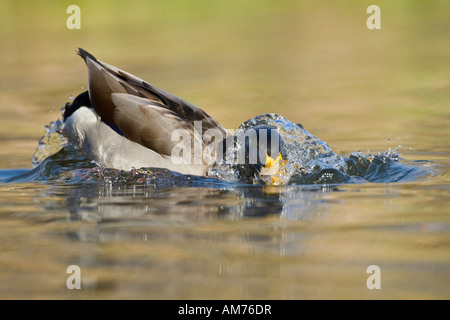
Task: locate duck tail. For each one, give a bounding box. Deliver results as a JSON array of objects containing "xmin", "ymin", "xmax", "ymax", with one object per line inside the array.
[{"xmin": 77, "ymin": 48, "xmax": 97, "ymax": 63}]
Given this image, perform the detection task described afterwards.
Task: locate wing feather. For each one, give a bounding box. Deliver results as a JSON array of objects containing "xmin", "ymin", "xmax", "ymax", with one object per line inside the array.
[{"xmin": 111, "ymin": 93, "xmax": 203, "ymax": 158}]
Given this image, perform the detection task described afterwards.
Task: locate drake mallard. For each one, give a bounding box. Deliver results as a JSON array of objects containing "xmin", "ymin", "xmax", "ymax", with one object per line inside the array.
[{"xmin": 62, "ymin": 48, "xmax": 284, "ymax": 180}]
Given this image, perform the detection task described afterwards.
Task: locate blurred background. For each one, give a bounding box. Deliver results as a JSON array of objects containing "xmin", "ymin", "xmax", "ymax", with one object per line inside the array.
[
  {"xmin": 0, "ymin": 0, "xmax": 449, "ymax": 300},
  {"xmin": 1, "ymin": 0, "xmax": 449, "ymax": 168}
]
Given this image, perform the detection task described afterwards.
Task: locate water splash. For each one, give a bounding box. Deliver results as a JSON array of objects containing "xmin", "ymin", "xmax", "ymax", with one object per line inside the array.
[
  {"xmin": 31, "ymin": 119, "xmax": 67, "ymax": 168},
  {"xmin": 18, "ymin": 112, "xmax": 431, "ymax": 185},
  {"xmin": 209, "ymin": 113, "xmax": 348, "ymax": 184}
]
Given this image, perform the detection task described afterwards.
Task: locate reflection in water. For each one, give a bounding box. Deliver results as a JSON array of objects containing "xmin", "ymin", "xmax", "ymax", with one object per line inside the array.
[
  {"xmin": 16, "ymin": 175, "xmax": 446, "ymax": 300},
  {"xmin": 51, "ymin": 176, "xmax": 333, "ymax": 223},
  {"xmin": 28, "ymin": 172, "xmax": 336, "ymax": 259}
]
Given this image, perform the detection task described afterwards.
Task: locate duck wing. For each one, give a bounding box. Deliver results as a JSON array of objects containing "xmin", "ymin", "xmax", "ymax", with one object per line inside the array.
[
  {"xmin": 77, "ymin": 48, "xmax": 227, "ymax": 141},
  {"xmin": 111, "ymin": 93, "xmax": 204, "ymax": 160}
]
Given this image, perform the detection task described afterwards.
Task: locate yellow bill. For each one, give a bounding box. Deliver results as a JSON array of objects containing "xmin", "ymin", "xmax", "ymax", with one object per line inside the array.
[{"xmin": 259, "ymin": 152, "xmax": 289, "ymax": 186}]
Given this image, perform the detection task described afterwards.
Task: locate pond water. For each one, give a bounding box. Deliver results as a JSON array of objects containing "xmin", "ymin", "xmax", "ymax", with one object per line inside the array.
[{"xmin": 0, "ymin": 1, "xmax": 449, "ymax": 299}]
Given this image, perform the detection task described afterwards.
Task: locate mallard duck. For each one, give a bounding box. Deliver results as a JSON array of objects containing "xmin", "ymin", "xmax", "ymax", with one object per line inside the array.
[{"xmin": 62, "ymin": 48, "xmax": 284, "ymax": 180}]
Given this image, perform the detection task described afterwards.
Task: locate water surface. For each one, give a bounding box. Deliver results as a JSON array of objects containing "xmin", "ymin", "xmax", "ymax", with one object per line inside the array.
[{"xmin": 0, "ymin": 1, "xmax": 449, "ymax": 299}]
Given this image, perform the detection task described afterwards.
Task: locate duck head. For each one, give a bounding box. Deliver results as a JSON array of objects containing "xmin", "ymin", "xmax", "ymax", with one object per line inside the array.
[{"xmin": 234, "ymin": 124, "xmax": 287, "ymax": 184}]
